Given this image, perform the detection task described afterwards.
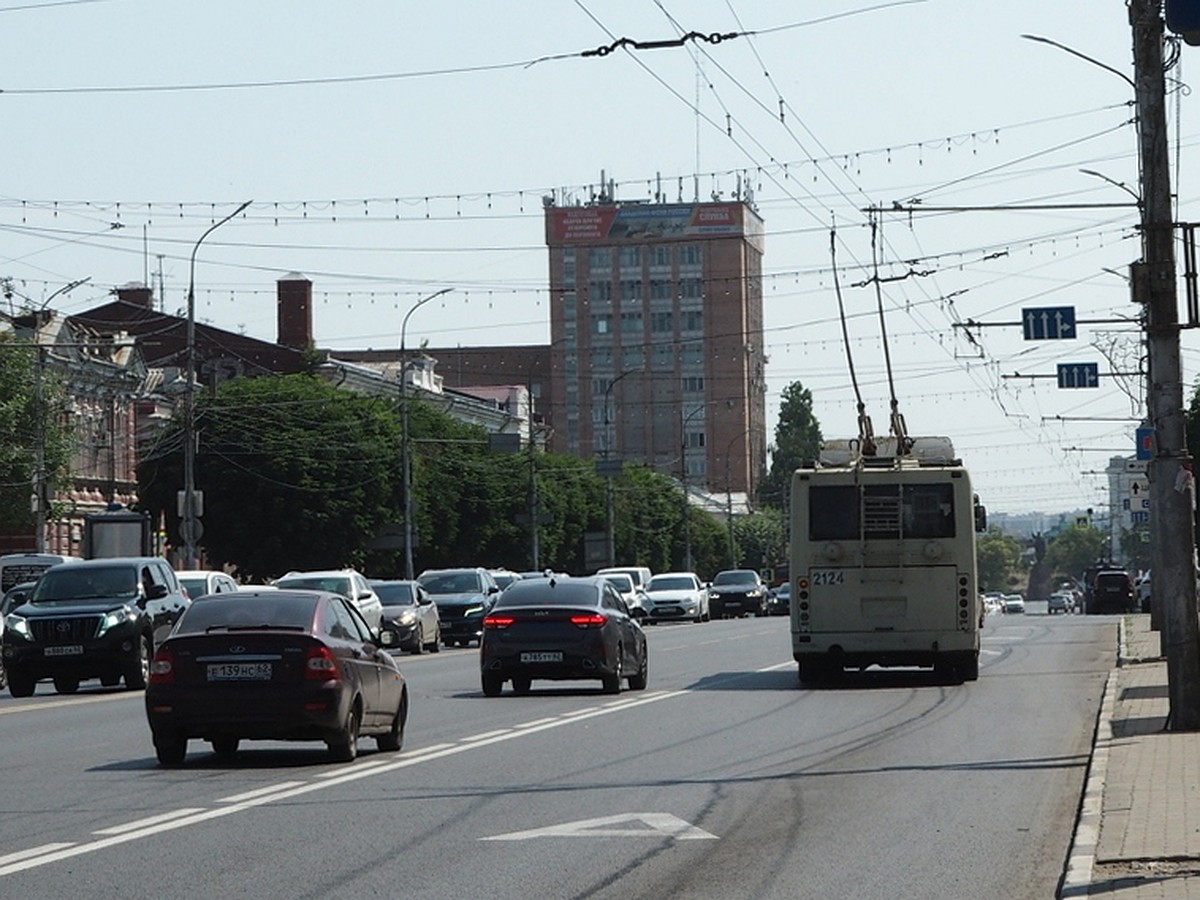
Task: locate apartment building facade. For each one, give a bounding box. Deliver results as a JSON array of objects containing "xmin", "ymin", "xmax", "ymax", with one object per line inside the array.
[{"xmin": 543, "ymin": 198, "xmax": 767, "ymax": 497}]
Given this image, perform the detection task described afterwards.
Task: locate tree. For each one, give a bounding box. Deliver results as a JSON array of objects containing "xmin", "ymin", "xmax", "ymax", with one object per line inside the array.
[
  {"xmin": 0, "ymin": 334, "xmax": 70, "ymax": 536},
  {"xmin": 732, "ymin": 508, "xmax": 787, "ymax": 573},
  {"xmin": 1044, "ymin": 524, "xmax": 1109, "ymax": 583},
  {"xmin": 976, "ymin": 528, "xmax": 1022, "ymax": 592},
  {"xmin": 759, "ymin": 381, "xmax": 822, "ymax": 510}
]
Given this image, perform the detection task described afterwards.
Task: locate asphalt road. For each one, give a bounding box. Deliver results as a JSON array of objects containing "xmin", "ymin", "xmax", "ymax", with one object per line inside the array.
[{"xmin": 0, "ymin": 611, "xmax": 1114, "ymax": 899}]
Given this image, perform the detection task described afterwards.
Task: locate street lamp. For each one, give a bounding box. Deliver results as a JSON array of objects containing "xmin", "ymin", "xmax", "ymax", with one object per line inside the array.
[
  {"xmin": 601, "ymin": 368, "xmax": 641, "ymax": 567},
  {"xmin": 31, "ymin": 276, "xmax": 91, "ymax": 553},
  {"xmin": 401, "ymin": 288, "xmax": 452, "ymax": 579},
  {"xmin": 181, "ymin": 200, "xmax": 251, "ymax": 570},
  {"xmin": 724, "ymin": 427, "xmax": 754, "ymax": 569}
]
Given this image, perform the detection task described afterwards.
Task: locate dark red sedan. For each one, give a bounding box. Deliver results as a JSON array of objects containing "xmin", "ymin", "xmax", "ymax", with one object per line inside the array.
[
  {"xmin": 145, "ymin": 589, "xmax": 407, "ymax": 765},
  {"xmin": 480, "ymin": 575, "xmax": 648, "ymax": 696}
]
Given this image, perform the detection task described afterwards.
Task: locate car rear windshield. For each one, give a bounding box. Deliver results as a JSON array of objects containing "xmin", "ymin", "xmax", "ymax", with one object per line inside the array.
[
  {"xmin": 373, "ymin": 582, "xmax": 415, "ymax": 605},
  {"xmin": 32, "ymin": 566, "xmax": 139, "ymax": 603},
  {"xmin": 175, "ymin": 594, "xmax": 317, "ymax": 634},
  {"xmin": 492, "ymin": 580, "xmax": 598, "ymax": 608}
]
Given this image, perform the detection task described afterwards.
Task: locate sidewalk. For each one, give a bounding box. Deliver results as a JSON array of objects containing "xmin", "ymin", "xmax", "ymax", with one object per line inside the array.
[{"xmin": 1062, "ymin": 614, "xmax": 1200, "ymax": 898}]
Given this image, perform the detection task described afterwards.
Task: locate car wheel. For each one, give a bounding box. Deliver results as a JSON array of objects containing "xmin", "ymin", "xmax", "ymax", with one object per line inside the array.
[
  {"xmin": 376, "ymin": 693, "xmax": 407, "ymax": 752},
  {"xmin": 154, "ymin": 731, "xmax": 187, "ymax": 766},
  {"xmin": 327, "ymin": 703, "xmax": 360, "ymax": 763},
  {"xmin": 410, "ymin": 625, "xmax": 424, "ymax": 655},
  {"xmin": 53, "ymin": 675, "xmax": 80, "ymax": 694},
  {"xmin": 628, "ymin": 651, "xmax": 648, "ymax": 691},
  {"xmin": 481, "ymin": 673, "xmax": 503, "ymax": 697},
  {"xmin": 602, "ymin": 653, "xmax": 623, "ymax": 695},
  {"xmin": 125, "ymin": 635, "xmax": 151, "ymax": 690},
  {"xmin": 511, "ymin": 675, "xmax": 532, "ymax": 694},
  {"xmin": 211, "ymin": 737, "xmax": 240, "ymax": 758},
  {"xmin": 0, "ymin": 663, "xmax": 5, "ymax": 691},
  {"xmin": 8, "ymin": 670, "xmax": 35, "ymax": 698}
]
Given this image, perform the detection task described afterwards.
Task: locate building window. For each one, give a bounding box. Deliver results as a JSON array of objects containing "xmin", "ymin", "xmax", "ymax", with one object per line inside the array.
[
  {"xmin": 619, "ymin": 280, "xmax": 642, "ymax": 302},
  {"xmin": 680, "ymin": 341, "xmax": 703, "ymax": 365},
  {"xmin": 680, "ymin": 278, "xmax": 703, "ymax": 300},
  {"xmin": 648, "ymin": 280, "xmax": 670, "ymax": 301},
  {"xmin": 685, "ymin": 431, "xmax": 706, "ymax": 449},
  {"xmin": 681, "ymin": 375, "xmax": 704, "ymax": 393},
  {"xmin": 588, "ymin": 280, "xmax": 612, "ymax": 304},
  {"xmin": 622, "ymin": 346, "xmax": 645, "ymax": 369},
  {"xmin": 589, "ymin": 247, "xmax": 613, "ymax": 271},
  {"xmin": 592, "ymin": 345, "xmax": 613, "ymax": 367},
  {"xmin": 591, "ymin": 314, "xmax": 611, "ymax": 335},
  {"xmin": 650, "ymin": 245, "xmax": 671, "ymax": 269},
  {"xmin": 618, "ymin": 246, "xmax": 641, "ymax": 270},
  {"xmin": 651, "ymin": 343, "xmax": 674, "ymax": 370},
  {"xmin": 620, "ymin": 311, "xmax": 643, "ymax": 334},
  {"xmin": 681, "ymin": 309, "xmax": 703, "ymax": 332},
  {"xmin": 562, "ymin": 291, "xmax": 577, "ymax": 320},
  {"xmin": 650, "ymin": 311, "xmax": 673, "ymax": 334},
  {"xmin": 563, "ymin": 247, "xmax": 576, "ymax": 282},
  {"xmin": 679, "ymin": 244, "xmax": 702, "ymax": 268}
]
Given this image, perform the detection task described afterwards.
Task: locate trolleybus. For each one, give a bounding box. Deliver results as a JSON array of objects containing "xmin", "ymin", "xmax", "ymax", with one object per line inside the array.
[{"xmin": 790, "ymin": 436, "xmax": 985, "ymax": 684}]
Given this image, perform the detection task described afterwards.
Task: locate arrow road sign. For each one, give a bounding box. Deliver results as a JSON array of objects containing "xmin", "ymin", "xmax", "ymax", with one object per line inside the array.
[
  {"xmin": 482, "ymin": 813, "xmax": 718, "ymax": 842},
  {"xmin": 1023, "ymin": 306, "xmax": 1077, "ymax": 340},
  {"xmin": 1056, "ymin": 362, "xmax": 1099, "ymax": 388}
]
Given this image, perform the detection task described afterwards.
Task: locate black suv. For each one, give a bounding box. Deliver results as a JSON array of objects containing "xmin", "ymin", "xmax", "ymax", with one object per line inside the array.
[
  {"xmin": 2, "ymin": 557, "xmax": 189, "ymax": 697},
  {"xmin": 708, "ymin": 569, "xmax": 768, "ymax": 618},
  {"xmin": 417, "ymin": 567, "xmax": 500, "ymax": 647}
]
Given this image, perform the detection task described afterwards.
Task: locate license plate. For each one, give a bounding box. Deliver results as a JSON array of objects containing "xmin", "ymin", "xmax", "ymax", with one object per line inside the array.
[
  {"xmin": 520, "ymin": 651, "xmax": 562, "ymax": 663},
  {"xmin": 44, "ymin": 645, "xmax": 83, "ymax": 656},
  {"xmin": 207, "ymin": 663, "xmax": 272, "ymax": 681}
]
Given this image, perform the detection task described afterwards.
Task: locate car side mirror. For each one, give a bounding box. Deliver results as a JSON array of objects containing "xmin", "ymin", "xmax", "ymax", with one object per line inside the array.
[{"xmin": 146, "ymin": 583, "xmax": 168, "ymax": 601}]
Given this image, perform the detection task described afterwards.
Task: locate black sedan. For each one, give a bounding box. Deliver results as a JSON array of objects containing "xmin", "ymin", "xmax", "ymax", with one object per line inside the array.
[
  {"xmin": 145, "ymin": 590, "xmax": 408, "ymax": 765},
  {"xmin": 479, "ymin": 575, "xmax": 648, "ymax": 696}
]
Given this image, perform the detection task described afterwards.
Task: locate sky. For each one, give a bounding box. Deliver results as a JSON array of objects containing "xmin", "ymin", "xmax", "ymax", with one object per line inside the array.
[{"xmin": 0, "ymin": 0, "xmax": 1190, "ymax": 517}]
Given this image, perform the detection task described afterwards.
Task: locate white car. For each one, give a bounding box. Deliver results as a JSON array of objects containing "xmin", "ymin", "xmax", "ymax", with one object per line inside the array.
[
  {"xmin": 643, "ymin": 572, "xmax": 709, "ymax": 624},
  {"xmin": 1002, "ymin": 594, "xmax": 1026, "ymax": 615},
  {"xmin": 272, "ymin": 568, "xmax": 384, "ymax": 630},
  {"xmin": 600, "ymin": 572, "xmax": 647, "ymax": 619}
]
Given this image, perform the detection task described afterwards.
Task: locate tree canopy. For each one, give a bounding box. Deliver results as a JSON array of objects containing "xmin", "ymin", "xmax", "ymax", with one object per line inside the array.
[{"xmin": 759, "ymin": 381, "xmax": 822, "ymax": 509}]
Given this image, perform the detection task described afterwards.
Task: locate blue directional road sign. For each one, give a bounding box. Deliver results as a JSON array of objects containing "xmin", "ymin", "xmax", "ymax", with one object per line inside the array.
[
  {"xmin": 1023, "ymin": 306, "xmax": 1077, "ymax": 340},
  {"xmin": 1057, "ymin": 362, "xmax": 1099, "ymax": 389}
]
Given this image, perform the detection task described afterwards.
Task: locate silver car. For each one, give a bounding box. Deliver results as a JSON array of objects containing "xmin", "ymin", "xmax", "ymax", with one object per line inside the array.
[{"xmin": 273, "ymin": 568, "xmax": 384, "ymax": 631}]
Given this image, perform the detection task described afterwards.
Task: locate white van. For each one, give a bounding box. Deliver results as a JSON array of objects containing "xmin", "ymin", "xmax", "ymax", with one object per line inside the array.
[{"xmin": 0, "ymin": 552, "xmax": 84, "ymax": 593}]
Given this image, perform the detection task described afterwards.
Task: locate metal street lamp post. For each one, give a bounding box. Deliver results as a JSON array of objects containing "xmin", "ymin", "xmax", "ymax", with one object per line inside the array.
[
  {"xmin": 724, "ymin": 427, "xmax": 754, "ymax": 569},
  {"xmin": 181, "ymin": 201, "xmax": 251, "ymax": 570},
  {"xmin": 401, "ymin": 288, "xmax": 452, "ymax": 580},
  {"xmin": 680, "ymin": 404, "xmax": 707, "ymax": 571},
  {"xmin": 601, "ymin": 368, "xmax": 641, "ymax": 568}
]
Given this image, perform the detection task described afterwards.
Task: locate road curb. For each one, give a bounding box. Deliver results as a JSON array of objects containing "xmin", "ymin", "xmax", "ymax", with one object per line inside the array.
[{"xmin": 1060, "ymin": 664, "xmax": 1118, "ymax": 898}]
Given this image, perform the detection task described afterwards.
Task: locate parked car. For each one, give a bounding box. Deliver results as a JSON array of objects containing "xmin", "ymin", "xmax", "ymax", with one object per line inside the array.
[
  {"xmin": 1088, "ymin": 570, "xmax": 1136, "ymax": 615},
  {"xmin": 176, "ymin": 570, "xmax": 239, "ymax": 600},
  {"xmin": 1002, "ymin": 594, "xmax": 1026, "ymax": 614},
  {"xmin": 479, "ymin": 575, "xmax": 647, "ymax": 696},
  {"xmin": 596, "ymin": 566, "xmax": 652, "ymax": 594},
  {"xmin": 599, "ymin": 572, "xmax": 647, "ymax": 619},
  {"xmin": 643, "ymin": 572, "xmax": 709, "ymax": 624},
  {"xmin": 272, "ymin": 568, "xmax": 383, "ymax": 631},
  {"xmin": 417, "ymin": 567, "xmax": 501, "ymax": 647},
  {"xmin": 0, "ymin": 552, "xmax": 83, "ymax": 595},
  {"xmin": 370, "ymin": 579, "xmax": 441, "ymax": 654},
  {"xmin": 763, "ymin": 583, "xmax": 790, "ymax": 616},
  {"xmin": 708, "ymin": 569, "xmax": 768, "ymax": 618},
  {"xmin": 144, "ymin": 589, "xmax": 407, "ymax": 765},
  {"xmin": 2, "ymin": 557, "xmax": 189, "ymax": 697}
]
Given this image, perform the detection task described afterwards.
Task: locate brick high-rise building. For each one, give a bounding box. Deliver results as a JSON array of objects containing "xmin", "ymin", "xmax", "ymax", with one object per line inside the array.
[{"xmin": 544, "ymin": 198, "xmax": 767, "ymax": 497}]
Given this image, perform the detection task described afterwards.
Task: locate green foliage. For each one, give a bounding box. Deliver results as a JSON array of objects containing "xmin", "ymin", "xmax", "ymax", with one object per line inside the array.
[
  {"xmin": 1045, "ymin": 524, "xmax": 1109, "ymax": 581},
  {"xmin": 731, "ymin": 508, "xmax": 787, "ymax": 572},
  {"xmin": 759, "ymin": 381, "xmax": 822, "ymax": 510},
  {"xmin": 0, "ymin": 336, "xmax": 71, "ymax": 533},
  {"xmin": 976, "ymin": 527, "xmax": 1022, "ymax": 591}
]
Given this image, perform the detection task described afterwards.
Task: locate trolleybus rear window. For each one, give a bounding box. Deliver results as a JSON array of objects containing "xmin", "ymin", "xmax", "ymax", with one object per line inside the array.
[{"xmin": 810, "ymin": 483, "xmax": 956, "ymax": 541}]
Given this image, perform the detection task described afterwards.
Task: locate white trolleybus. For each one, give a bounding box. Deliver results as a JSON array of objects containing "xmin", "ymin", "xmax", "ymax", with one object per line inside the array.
[{"xmin": 789, "ymin": 436, "xmax": 986, "ymax": 684}]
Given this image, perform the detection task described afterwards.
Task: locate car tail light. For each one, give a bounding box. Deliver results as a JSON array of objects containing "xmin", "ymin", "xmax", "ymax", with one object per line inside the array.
[
  {"xmin": 149, "ymin": 647, "xmax": 174, "ymax": 684},
  {"xmin": 569, "ymin": 613, "xmax": 607, "ymax": 628},
  {"xmin": 484, "ymin": 613, "xmax": 516, "ymax": 629},
  {"xmin": 305, "ymin": 644, "xmax": 341, "ymax": 681}
]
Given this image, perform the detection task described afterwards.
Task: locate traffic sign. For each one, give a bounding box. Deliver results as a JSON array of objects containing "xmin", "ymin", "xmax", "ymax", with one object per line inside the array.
[
  {"xmin": 1136, "ymin": 426, "xmax": 1155, "ymax": 460},
  {"xmin": 1023, "ymin": 306, "xmax": 1077, "ymax": 340},
  {"xmin": 1130, "ymin": 478, "xmax": 1151, "ymax": 511},
  {"xmin": 1056, "ymin": 362, "xmax": 1099, "ymax": 388}
]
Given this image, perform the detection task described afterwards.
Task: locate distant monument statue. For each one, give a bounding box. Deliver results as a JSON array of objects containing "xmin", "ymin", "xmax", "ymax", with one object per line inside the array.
[{"xmin": 1027, "ymin": 532, "xmax": 1052, "ymax": 603}]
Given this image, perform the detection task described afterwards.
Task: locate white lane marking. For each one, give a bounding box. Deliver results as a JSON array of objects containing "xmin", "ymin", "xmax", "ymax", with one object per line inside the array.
[
  {"xmin": 756, "ymin": 662, "xmax": 795, "ymax": 673},
  {"xmin": 93, "ymin": 808, "xmax": 207, "ymax": 836},
  {"xmin": 0, "ymin": 692, "xmax": 138, "ymax": 715},
  {"xmin": 0, "ymin": 689, "xmax": 686, "ymax": 879},
  {"xmin": 482, "ymin": 812, "xmax": 718, "ymax": 842},
  {"xmin": 0, "ymin": 844, "xmax": 74, "ymax": 866},
  {"xmin": 218, "ymin": 782, "xmax": 306, "ymax": 803},
  {"xmin": 462, "ymin": 729, "xmax": 510, "ymax": 742}
]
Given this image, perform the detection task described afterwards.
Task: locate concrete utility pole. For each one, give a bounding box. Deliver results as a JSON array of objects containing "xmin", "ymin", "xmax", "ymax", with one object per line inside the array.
[{"xmin": 1131, "ymin": 0, "xmax": 1200, "ymax": 729}]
